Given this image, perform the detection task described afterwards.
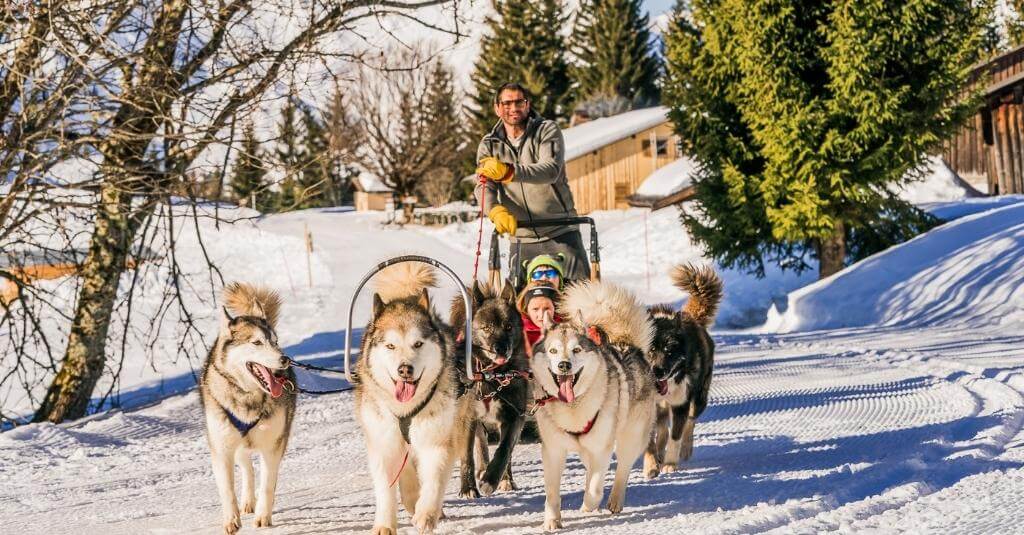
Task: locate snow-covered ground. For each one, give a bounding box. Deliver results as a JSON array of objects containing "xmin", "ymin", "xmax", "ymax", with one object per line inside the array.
[{"xmin": 4, "ymin": 167, "xmax": 1024, "ymax": 534}]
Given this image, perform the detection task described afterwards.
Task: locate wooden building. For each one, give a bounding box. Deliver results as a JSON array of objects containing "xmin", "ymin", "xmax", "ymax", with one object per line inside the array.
[
  {"xmin": 353, "ymin": 172, "xmax": 393, "ymax": 212},
  {"xmin": 945, "ymin": 45, "xmax": 1024, "ymax": 195},
  {"xmin": 562, "ymin": 107, "xmax": 681, "ymax": 213}
]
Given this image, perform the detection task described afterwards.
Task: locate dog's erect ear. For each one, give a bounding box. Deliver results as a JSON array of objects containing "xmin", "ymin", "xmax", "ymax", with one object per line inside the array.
[
  {"xmin": 541, "ymin": 310, "xmax": 555, "ymax": 336},
  {"xmin": 500, "ymin": 279, "xmax": 516, "ymax": 303},
  {"xmin": 418, "ymin": 288, "xmax": 431, "ymax": 310},
  {"xmin": 586, "ymin": 325, "xmax": 605, "ymax": 346},
  {"xmin": 471, "ymin": 280, "xmax": 485, "ymax": 307},
  {"xmin": 253, "ymin": 299, "xmax": 266, "ymax": 319},
  {"xmin": 372, "ymin": 293, "xmax": 385, "ymax": 318}
]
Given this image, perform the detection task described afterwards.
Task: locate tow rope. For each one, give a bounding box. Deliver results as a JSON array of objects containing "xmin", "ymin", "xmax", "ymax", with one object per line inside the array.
[
  {"xmin": 282, "ymin": 356, "xmax": 353, "ymax": 395},
  {"xmin": 473, "ymin": 175, "xmax": 488, "ymax": 281}
]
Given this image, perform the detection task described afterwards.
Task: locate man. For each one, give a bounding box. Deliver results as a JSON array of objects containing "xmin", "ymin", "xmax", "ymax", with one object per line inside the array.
[{"xmin": 475, "ymin": 82, "xmax": 591, "ymax": 284}]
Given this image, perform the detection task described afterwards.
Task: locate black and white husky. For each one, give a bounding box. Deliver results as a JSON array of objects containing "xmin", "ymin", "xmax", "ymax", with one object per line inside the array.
[
  {"xmin": 200, "ymin": 283, "xmax": 296, "ymax": 534},
  {"xmin": 531, "ymin": 280, "xmax": 657, "ymax": 530},
  {"xmin": 354, "ymin": 262, "xmax": 474, "ymax": 535},
  {"xmin": 643, "ymin": 264, "xmax": 722, "ymax": 477}
]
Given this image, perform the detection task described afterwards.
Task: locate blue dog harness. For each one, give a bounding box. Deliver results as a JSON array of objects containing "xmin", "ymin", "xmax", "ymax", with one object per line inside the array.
[{"xmin": 223, "ymin": 406, "xmax": 259, "ymax": 436}]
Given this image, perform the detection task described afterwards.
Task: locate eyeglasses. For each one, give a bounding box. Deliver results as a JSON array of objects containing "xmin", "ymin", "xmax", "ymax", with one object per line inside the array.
[
  {"xmin": 530, "ymin": 268, "xmax": 559, "ymax": 281},
  {"xmin": 498, "ymin": 98, "xmax": 528, "ymax": 108}
]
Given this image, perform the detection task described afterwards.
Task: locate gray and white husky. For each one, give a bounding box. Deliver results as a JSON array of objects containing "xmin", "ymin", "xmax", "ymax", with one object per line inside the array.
[
  {"xmin": 531, "ymin": 281, "xmax": 657, "ymax": 531},
  {"xmin": 200, "ymin": 283, "xmax": 296, "ymax": 534},
  {"xmin": 354, "ymin": 262, "xmax": 474, "ymax": 535}
]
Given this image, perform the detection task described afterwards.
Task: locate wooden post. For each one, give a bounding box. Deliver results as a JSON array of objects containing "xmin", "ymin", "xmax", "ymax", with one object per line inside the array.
[{"xmin": 304, "ymin": 223, "xmax": 313, "ymax": 288}]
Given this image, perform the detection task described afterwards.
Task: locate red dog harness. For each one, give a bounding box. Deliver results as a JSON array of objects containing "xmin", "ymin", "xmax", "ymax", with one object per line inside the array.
[{"xmin": 532, "ymin": 395, "xmax": 599, "ymax": 436}]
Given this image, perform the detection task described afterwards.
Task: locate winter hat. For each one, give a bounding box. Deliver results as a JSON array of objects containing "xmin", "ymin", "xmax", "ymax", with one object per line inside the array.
[
  {"xmin": 516, "ymin": 280, "xmax": 560, "ymax": 315},
  {"xmin": 524, "ymin": 253, "xmax": 566, "ymax": 280}
]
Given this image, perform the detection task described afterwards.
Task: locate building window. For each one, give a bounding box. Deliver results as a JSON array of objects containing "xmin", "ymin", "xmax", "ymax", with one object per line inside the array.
[{"xmin": 643, "ymin": 138, "xmax": 670, "ymax": 157}]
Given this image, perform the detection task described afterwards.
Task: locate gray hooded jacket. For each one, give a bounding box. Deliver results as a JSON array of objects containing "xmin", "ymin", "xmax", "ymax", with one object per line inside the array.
[{"xmin": 475, "ymin": 111, "xmax": 578, "ymax": 243}]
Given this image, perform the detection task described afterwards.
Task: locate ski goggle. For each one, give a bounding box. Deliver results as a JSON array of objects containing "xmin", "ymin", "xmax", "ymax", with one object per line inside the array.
[{"xmin": 530, "ymin": 268, "xmax": 560, "ymax": 281}]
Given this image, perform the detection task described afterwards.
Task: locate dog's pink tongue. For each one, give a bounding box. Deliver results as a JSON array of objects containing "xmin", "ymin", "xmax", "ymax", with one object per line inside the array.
[
  {"xmin": 557, "ymin": 375, "xmax": 576, "ymax": 403},
  {"xmin": 269, "ymin": 375, "xmax": 286, "ymax": 399},
  {"xmin": 395, "ymin": 380, "xmax": 417, "ymax": 402}
]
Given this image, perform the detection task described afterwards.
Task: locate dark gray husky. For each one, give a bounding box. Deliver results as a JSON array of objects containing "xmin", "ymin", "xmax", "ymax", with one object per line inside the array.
[{"xmin": 450, "ymin": 280, "xmax": 530, "ymax": 497}]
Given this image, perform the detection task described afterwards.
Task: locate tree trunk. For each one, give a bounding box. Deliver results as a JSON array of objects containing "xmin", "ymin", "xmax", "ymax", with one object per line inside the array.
[
  {"xmin": 33, "ymin": 184, "xmax": 134, "ymax": 423},
  {"xmin": 816, "ymin": 220, "xmax": 846, "ymax": 280}
]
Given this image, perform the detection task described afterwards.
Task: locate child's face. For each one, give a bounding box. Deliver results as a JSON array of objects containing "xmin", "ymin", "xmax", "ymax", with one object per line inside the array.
[{"xmin": 527, "ymin": 296, "xmax": 555, "ymax": 326}]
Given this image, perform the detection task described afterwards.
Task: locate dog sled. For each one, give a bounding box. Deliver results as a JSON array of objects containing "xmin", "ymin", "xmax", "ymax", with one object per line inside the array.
[{"xmin": 485, "ymin": 216, "xmax": 603, "ymax": 290}]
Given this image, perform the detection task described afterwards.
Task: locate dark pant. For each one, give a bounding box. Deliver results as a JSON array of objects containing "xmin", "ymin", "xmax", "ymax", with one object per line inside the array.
[{"xmin": 509, "ymin": 230, "xmax": 591, "ymax": 288}]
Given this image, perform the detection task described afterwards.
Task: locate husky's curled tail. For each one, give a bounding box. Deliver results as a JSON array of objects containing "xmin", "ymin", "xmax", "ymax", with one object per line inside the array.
[
  {"xmin": 670, "ymin": 263, "xmax": 723, "ymax": 328},
  {"xmin": 559, "ymin": 280, "xmax": 654, "ymax": 353},
  {"xmin": 374, "ymin": 261, "xmax": 439, "ymax": 302},
  {"xmin": 223, "ymin": 282, "xmax": 282, "ymax": 329}
]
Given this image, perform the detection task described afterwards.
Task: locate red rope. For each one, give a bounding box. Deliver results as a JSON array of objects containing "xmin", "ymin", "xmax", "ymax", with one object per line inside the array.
[
  {"xmin": 473, "ymin": 175, "xmax": 488, "ymax": 281},
  {"xmin": 389, "ymin": 450, "xmax": 409, "ymax": 488}
]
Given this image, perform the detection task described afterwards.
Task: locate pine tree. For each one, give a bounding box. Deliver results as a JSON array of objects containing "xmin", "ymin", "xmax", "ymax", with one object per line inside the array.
[
  {"xmin": 274, "ymin": 96, "xmax": 302, "ymax": 211},
  {"xmin": 298, "ymin": 102, "xmax": 331, "ymax": 208},
  {"xmin": 468, "ymin": 0, "xmax": 572, "ymax": 143},
  {"xmin": 230, "ymin": 122, "xmax": 268, "ymax": 209},
  {"xmin": 570, "ymin": 0, "xmax": 661, "ymax": 114},
  {"xmin": 664, "ymin": 0, "xmax": 988, "ymax": 279}
]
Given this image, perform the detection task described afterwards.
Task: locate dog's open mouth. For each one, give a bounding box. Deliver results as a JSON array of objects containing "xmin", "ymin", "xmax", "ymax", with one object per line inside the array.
[
  {"xmin": 394, "ymin": 379, "xmax": 420, "ymax": 403},
  {"xmin": 552, "ymin": 368, "xmax": 583, "ymax": 403},
  {"xmin": 247, "ymin": 362, "xmax": 288, "ymax": 399}
]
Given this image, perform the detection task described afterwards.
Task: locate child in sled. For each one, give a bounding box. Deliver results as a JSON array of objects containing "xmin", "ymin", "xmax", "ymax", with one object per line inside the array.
[{"xmin": 517, "ymin": 280, "xmax": 561, "ymax": 347}]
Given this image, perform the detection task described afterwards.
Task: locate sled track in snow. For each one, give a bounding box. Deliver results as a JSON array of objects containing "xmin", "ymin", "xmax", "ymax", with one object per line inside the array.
[{"xmin": 3, "ymin": 329, "xmax": 1024, "ymax": 534}]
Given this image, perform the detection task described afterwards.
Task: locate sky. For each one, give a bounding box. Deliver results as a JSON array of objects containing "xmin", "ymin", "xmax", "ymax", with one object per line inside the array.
[{"xmin": 645, "ymin": 0, "xmax": 675, "ymax": 17}]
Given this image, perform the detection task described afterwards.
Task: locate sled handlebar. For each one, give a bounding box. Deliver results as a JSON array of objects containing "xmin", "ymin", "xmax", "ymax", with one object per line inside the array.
[
  {"xmin": 344, "ymin": 255, "xmax": 473, "ymax": 383},
  {"xmin": 487, "ymin": 216, "xmax": 601, "ymax": 282}
]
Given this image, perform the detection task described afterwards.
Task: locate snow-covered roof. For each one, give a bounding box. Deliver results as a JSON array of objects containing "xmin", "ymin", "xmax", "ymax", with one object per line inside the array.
[
  {"xmin": 563, "ymin": 106, "xmax": 670, "ymax": 161},
  {"xmin": 634, "ymin": 156, "xmax": 698, "ymax": 198},
  {"xmin": 356, "ymin": 171, "xmax": 391, "ymax": 193}
]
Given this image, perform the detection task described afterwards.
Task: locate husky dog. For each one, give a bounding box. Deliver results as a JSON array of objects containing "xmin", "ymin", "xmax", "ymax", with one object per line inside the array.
[
  {"xmin": 643, "ymin": 264, "xmax": 722, "ymax": 478},
  {"xmin": 355, "ymin": 262, "xmax": 474, "ymax": 535},
  {"xmin": 200, "ymin": 283, "xmax": 296, "ymax": 534},
  {"xmin": 531, "ymin": 281, "xmax": 657, "ymax": 530},
  {"xmin": 449, "ymin": 280, "xmax": 529, "ymax": 498}
]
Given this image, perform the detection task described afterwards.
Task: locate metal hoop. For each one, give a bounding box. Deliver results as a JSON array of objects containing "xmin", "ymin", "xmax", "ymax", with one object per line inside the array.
[{"xmin": 343, "ymin": 255, "xmax": 473, "ymax": 383}]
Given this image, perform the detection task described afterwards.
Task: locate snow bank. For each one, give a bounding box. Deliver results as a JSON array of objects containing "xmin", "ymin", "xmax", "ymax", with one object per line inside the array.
[
  {"xmin": 764, "ymin": 201, "xmax": 1024, "ymax": 332},
  {"xmin": 898, "ymin": 155, "xmax": 973, "ymax": 205},
  {"xmin": 634, "ymin": 156, "xmax": 698, "ymax": 197}
]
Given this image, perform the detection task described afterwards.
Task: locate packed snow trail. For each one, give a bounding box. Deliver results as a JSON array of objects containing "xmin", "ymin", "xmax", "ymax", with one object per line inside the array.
[{"xmin": 4, "ymin": 325, "xmax": 1024, "ymax": 534}]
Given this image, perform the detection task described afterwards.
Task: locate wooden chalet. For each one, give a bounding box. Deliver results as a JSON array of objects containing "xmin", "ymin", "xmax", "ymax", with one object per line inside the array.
[{"xmin": 945, "ymin": 45, "xmax": 1024, "ymax": 194}]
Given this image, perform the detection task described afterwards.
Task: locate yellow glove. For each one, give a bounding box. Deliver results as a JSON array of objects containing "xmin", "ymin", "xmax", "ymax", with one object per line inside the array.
[
  {"xmin": 476, "ymin": 157, "xmax": 514, "ymax": 183},
  {"xmin": 488, "ymin": 205, "xmax": 517, "ymax": 235}
]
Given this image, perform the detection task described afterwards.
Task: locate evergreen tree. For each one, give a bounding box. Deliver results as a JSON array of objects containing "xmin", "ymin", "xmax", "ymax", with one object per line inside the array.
[
  {"xmin": 274, "ymin": 95, "xmax": 303, "ymax": 211},
  {"xmin": 298, "ymin": 102, "xmax": 331, "ymax": 208},
  {"xmin": 230, "ymin": 122, "xmax": 269, "ymax": 210},
  {"xmin": 664, "ymin": 0, "xmax": 988, "ymax": 279},
  {"xmin": 468, "ymin": 0, "xmax": 572, "ymax": 143},
  {"xmin": 570, "ymin": 0, "xmax": 661, "ymax": 113}
]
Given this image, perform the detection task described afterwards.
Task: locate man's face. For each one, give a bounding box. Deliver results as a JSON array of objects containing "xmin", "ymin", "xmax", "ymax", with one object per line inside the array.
[{"xmin": 494, "ymin": 89, "xmax": 530, "ymax": 127}]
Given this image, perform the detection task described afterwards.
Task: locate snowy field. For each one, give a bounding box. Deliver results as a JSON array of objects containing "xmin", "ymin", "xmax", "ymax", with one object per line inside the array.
[{"xmin": 3, "ymin": 167, "xmax": 1024, "ymax": 533}]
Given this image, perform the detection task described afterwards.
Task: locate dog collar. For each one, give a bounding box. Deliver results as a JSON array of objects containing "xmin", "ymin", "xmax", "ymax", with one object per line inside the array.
[
  {"xmin": 397, "ymin": 379, "xmax": 440, "ymax": 444},
  {"xmin": 531, "ymin": 395, "xmax": 598, "ymax": 437}
]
